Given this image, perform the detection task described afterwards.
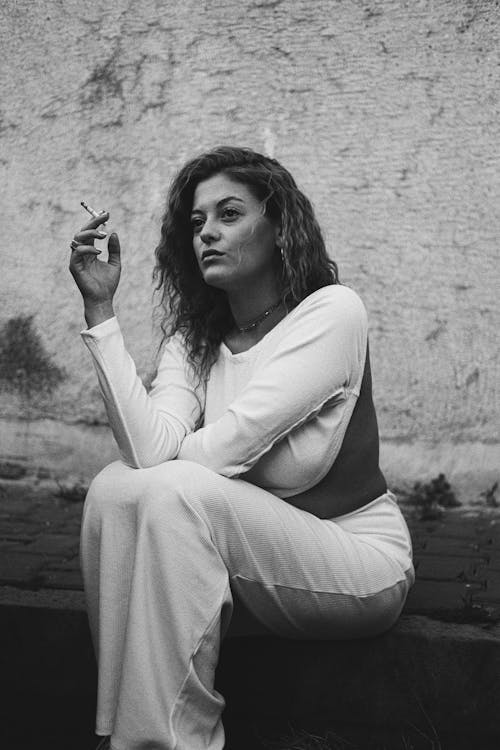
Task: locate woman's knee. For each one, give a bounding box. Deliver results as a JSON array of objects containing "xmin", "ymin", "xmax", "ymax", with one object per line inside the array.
[
  {"xmin": 138, "ymin": 460, "xmax": 220, "ymax": 506},
  {"xmin": 136, "ymin": 460, "xmax": 222, "ymax": 530},
  {"xmin": 85, "ymin": 458, "xmax": 223, "ymax": 528},
  {"xmin": 84, "ymin": 460, "xmax": 143, "ymax": 518}
]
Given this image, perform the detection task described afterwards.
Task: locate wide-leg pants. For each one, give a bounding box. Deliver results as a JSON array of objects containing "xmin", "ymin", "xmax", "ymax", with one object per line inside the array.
[{"xmin": 80, "ymin": 459, "xmax": 414, "ymax": 750}]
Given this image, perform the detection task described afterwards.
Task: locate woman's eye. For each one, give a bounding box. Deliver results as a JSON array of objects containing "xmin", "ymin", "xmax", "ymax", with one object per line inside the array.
[
  {"xmin": 191, "ymin": 218, "xmax": 204, "ymax": 233},
  {"xmin": 222, "ymin": 208, "xmax": 239, "ymax": 220}
]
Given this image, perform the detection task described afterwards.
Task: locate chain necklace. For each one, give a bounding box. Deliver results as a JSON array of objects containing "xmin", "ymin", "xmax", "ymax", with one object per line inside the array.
[{"xmin": 235, "ymin": 299, "xmax": 283, "ymax": 334}]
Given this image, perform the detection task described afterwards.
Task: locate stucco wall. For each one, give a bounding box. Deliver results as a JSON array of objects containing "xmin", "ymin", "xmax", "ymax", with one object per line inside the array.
[{"xmin": 1, "ymin": 0, "xmax": 498, "ymax": 493}]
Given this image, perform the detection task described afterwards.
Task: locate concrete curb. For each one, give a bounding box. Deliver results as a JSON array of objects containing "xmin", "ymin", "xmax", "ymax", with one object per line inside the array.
[{"xmin": 1, "ymin": 586, "xmax": 499, "ymax": 748}]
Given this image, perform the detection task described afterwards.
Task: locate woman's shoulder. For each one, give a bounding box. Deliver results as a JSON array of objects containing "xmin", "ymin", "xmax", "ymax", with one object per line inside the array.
[{"xmin": 288, "ymin": 284, "xmax": 366, "ymax": 321}]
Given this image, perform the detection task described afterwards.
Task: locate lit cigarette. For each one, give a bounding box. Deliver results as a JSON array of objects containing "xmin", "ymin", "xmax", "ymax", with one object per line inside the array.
[{"xmin": 81, "ymin": 200, "xmax": 106, "ymax": 218}]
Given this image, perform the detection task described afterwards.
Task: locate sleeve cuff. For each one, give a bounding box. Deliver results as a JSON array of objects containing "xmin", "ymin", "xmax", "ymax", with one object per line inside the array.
[{"xmin": 80, "ymin": 315, "xmax": 119, "ymax": 340}]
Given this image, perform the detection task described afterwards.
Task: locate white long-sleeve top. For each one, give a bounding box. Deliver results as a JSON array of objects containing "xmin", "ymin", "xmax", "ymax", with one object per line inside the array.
[{"xmin": 81, "ymin": 285, "xmax": 368, "ymax": 499}]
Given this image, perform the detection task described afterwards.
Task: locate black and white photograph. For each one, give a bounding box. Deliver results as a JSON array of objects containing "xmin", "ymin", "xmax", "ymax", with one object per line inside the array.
[{"xmin": 0, "ymin": 2, "xmax": 499, "ymax": 749}]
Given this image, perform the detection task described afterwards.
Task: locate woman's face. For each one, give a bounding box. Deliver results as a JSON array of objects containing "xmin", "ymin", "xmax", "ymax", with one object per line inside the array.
[{"xmin": 191, "ymin": 173, "xmax": 280, "ymax": 292}]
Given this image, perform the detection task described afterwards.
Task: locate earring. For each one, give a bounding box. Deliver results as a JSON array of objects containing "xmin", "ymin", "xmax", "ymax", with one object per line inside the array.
[{"xmin": 280, "ymin": 246, "xmax": 285, "ymax": 264}]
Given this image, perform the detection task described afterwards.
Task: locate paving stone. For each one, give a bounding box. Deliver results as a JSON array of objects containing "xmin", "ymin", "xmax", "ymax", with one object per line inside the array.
[
  {"xmin": 28, "ymin": 503, "xmax": 73, "ymax": 525},
  {"xmin": 0, "ymin": 530, "xmax": 39, "ymax": 544},
  {"xmin": 0, "ymin": 552, "xmax": 45, "ymax": 588},
  {"xmin": 420, "ymin": 536, "xmax": 489, "ymax": 556},
  {"xmin": 409, "ymin": 519, "xmax": 485, "ymax": 540},
  {"xmin": 41, "ymin": 569, "xmax": 84, "ymax": 590},
  {"xmin": 404, "ymin": 580, "xmax": 484, "ymax": 615},
  {"xmin": 0, "ymin": 496, "xmax": 34, "ymax": 516},
  {"xmin": 23, "ymin": 533, "xmax": 79, "ymax": 557},
  {"xmin": 0, "ymin": 539, "xmax": 30, "ymax": 554},
  {"xmin": 436, "ymin": 518, "xmax": 494, "ymax": 537},
  {"xmin": 415, "ymin": 555, "xmax": 487, "ymax": 583},
  {"xmin": 0, "ymin": 517, "xmax": 47, "ymax": 540},
  {"xmin": 45, "ymin": 554, "xmax": 82, "ymax": 573},
  {"xmin": 483, "ymin": 532, "xmax": 500, "ymax": 552},
  {"xmin": 0, "ymin": 539, "xmax": 33, "ymax": 568},
  {"xmin": 1, "ymin": 486, "xmax": 32, "ymax": 503},
  {"xmin": 478, "ymin": 554, "xmax": 500, "ymax": 572},
  {"xmin": 479, "ymin": 569, "xmax": 500, "ymax": 592},
  {"xmin": 407, "ymin": 517, "xmax": 497, "ymax": 544}
]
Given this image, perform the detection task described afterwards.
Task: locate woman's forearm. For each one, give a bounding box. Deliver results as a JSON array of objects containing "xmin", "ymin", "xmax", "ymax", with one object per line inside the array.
[{"xmin": 81, "ymin": 319, "xmax": 203, "ymax": 469}]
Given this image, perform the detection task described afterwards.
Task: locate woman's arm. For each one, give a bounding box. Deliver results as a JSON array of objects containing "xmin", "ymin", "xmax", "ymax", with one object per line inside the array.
[
  {"xmin": 81, "ymin": 320, "xmax": 204, "ymax": 468},
  {"xmin": 69, "ymin": 212, "xmax": 204, "ymax": 468}
]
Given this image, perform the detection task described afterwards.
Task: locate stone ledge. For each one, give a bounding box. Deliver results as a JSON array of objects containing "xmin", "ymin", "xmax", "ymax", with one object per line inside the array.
[
  {"xmin": 218, "ymin": 616, "xmax": 500, "ymax": 743},
  {"xmin": 1, "ymin": 587, "xmax": 499, "ymax": 748}
]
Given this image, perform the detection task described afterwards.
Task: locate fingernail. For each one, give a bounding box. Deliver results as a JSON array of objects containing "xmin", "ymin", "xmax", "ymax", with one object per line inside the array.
[{"xmin": 97, "ymin": 231, "xmax": 107, "ymax": 238}]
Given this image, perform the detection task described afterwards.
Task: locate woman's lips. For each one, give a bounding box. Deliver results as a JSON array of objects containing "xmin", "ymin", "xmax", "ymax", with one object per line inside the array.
[{"xmin": 202, "ymin": 251, "xmax": 223, "ymax": 262}]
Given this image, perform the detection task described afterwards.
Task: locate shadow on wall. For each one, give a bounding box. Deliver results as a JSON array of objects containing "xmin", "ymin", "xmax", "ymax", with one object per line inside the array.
[{"xmin": 0, "ymin": 315, "xmax": 66, "ymax": 401}]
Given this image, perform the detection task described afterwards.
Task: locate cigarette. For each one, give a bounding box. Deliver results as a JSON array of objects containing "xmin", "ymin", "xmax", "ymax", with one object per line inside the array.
[{"xmin": 81, "ymin": 200, "xmax": 106, "ymax": 218}]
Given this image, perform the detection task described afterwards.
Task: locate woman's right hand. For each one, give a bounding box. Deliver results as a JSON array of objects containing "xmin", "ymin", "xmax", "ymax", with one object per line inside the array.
[{"xmin": 69, "ymin": 211, "xmax": 121, "ymax": 326}]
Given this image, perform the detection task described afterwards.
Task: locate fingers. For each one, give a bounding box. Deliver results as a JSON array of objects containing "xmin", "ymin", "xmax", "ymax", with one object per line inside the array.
[
  {"xmin": 73, "ymin": 228, "xmax": 107, "ymax": 244},
  {"xmin": 70, "ymin": 241, "xmax": 101, "ymax": 256},
  {"xmin": 79, "ymin": 211, "xmax": 109, "ymax": 233},
  {"xmin": 106, "ymin": 233, "xmax": 121, "ymax": 267}
]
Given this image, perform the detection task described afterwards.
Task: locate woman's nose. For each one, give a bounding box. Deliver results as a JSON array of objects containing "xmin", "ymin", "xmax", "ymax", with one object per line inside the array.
[{"xmin": 199, "ymin": 218, "xmax": 220, "ymax": 244}]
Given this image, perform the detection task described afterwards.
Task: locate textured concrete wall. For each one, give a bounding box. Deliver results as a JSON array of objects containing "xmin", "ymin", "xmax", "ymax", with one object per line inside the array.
[{"xmin": 1, "ymin": 0, "xmax": 499, "ymax": 493}]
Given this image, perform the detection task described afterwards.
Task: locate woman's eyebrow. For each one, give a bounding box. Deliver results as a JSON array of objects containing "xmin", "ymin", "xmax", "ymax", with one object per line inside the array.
[{"xmin": 191, "ymin": 196, "xmax": 246, "ymax": 214}]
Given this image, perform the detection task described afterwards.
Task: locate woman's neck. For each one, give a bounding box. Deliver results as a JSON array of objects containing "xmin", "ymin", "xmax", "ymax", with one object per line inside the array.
[
  {"xmin": 226, "ymin": 278, "xmax": 282, "ymax": 332},
  {"xmin": 223, "ymin": 303, "xmax": 287, "ymax": 353},
  {"xmin": 224, "ymin": 301, "xmax": 287, "ymax": 354}
]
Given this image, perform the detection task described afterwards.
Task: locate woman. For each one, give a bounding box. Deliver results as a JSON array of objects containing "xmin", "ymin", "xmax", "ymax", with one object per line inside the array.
[{"xmin": 69, "ymin": 146, "xmax": 414, "ymax": 750}]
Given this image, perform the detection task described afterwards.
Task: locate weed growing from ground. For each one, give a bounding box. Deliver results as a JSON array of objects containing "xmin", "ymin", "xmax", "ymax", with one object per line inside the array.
[
  {"xmin": 55, "ymin": 477, "xmax": 88, "ymax": 503},
  {"xmin": 480, "ymin": 481, "xmax": 499, "ymax": 508},
  {"xmin": 459, "ymin": 586, "xmax": 495, "ymax": 623},
  {"xmin": 406, "ymin": 473, "xmax": 460, "ymax": 520}
]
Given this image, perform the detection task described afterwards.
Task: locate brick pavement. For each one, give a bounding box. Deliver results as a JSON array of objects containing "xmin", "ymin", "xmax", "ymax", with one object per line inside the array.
[{"xmin": 1, "ymin": 470, "xmax": 500, "ymax": 623}]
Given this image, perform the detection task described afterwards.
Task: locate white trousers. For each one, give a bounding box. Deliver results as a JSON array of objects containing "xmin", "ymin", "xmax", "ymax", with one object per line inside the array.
[{"xmin": 80, "ymin": 459, "xmax": 414, "ymax": 750}]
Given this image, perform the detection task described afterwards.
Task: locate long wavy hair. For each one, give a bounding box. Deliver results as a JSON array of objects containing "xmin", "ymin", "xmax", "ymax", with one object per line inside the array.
[{"xmin": 153, "ymin": 146, "xmax": 339, "ymax": 389}]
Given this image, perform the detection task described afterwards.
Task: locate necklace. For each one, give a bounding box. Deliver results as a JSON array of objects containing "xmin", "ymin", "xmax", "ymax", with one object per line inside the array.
[{"xmin": 235, "ymin": 299, "xmax": 283, "ymax": 333}]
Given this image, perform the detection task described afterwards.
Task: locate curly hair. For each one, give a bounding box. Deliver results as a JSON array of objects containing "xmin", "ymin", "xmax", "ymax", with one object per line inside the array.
[{"xmin": 153, "ymin": 145, "xmax": 339, "ymax": 389}]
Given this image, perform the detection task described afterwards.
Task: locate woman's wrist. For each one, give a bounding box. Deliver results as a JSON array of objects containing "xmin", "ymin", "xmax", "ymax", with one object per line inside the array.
[{"xmin": 84, "ymin": 299, "xmax": 115, "ymax": 329}]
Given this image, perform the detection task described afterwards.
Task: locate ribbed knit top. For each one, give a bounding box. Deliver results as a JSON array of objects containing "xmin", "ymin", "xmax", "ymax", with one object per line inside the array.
[{"xmin": 81, "ymin": 285, "xmax": 367, "ymax": 499}]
